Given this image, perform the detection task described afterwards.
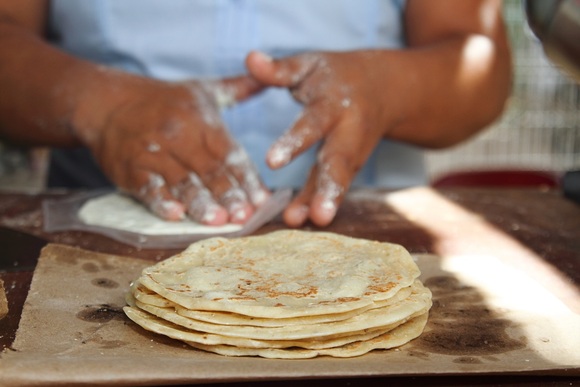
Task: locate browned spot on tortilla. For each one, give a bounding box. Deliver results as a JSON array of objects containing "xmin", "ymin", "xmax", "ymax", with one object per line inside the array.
[{"xmin": 364, "ymin": 279, "xmax": 397, "ymax": 295}]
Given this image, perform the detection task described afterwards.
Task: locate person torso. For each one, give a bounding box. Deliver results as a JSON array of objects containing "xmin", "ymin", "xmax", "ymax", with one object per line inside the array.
[{"xmin": 49, "ymin": 0, "xmax": 425, "ymax": 189}]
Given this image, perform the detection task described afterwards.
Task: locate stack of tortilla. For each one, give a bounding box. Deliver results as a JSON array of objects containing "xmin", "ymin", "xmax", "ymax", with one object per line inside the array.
[{"xmin": 124, "ymin": 230, "xmax": 432, "ymax": 359}]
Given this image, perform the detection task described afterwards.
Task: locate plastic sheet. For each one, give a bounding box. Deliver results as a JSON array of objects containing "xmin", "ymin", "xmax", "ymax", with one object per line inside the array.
[{"xmin": 43, "ymin": 189, "xmax": 292, "ymax": 249}]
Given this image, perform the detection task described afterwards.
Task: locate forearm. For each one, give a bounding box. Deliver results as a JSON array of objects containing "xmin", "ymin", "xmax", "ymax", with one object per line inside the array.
[
  {"xmin": 380, "ymin": 0, "xmax": 514, "ymax": 149},
  {"xmin": 374, "ymin": 32, "xmax": 511, "ymax": 149},
  {"xmin": 0, "ymin": 20, "xmax": 124, "ymax": 148}
]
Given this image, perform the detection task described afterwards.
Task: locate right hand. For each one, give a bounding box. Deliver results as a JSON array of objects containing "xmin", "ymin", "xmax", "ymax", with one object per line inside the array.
[{"xmin": 74, "ymin": 71, "xmax": 270, "ymax": 225}]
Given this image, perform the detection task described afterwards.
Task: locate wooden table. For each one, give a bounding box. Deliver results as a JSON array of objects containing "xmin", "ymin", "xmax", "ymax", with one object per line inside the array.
[{"xmin": 0, "ymin": 187, "xmax": 579, "ymax": 386}]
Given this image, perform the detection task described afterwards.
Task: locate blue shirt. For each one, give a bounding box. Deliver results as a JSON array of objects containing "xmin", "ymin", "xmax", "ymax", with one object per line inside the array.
[{"xmin": 49, "ymin": 0, "xmax": 426, "ymax": 189}]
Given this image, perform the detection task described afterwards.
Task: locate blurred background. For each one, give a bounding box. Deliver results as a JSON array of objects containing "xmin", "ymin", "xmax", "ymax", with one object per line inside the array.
[
  {"xmin": 427, "ymin": 0, "xmax": 579, "ymax": 185},
  {"xmin": 0, "ymin": 0, "xmax": 578, "ymax": 193}
]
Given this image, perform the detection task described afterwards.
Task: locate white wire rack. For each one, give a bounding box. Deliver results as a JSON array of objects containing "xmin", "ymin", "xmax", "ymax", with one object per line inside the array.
[{"xmin": 426, "ymin": 0, "xmax": 580, "ymax": 181}]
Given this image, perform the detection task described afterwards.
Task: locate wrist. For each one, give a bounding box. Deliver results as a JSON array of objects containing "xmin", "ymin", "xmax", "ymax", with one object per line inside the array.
[
  {"xmin": 68, "ymin": 64, "xmax": 135, "ymax": 148},
  {"xmin": 355, "ymin": 50, "xmax": 420, "ymax": 139}
]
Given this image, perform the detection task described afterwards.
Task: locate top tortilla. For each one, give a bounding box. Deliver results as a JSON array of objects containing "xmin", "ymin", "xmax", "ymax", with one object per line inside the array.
[{"xmin": 139, "ymin": 230, "xmax": 421, "ymax": 318}]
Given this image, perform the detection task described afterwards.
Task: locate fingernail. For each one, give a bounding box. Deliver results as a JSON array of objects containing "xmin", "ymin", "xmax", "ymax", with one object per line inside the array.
[
  {"xmin": 285, "ymin": 204, "xmax": 309, "ymax": 227},
  {"xmin": 295, "ymin": 204, "xmax": 310, "ymax": 219},
  {"xmin": 251, "ymin": 189, "xmax": 270, "ymax": 207},
  {"xmin": 152, "ymin": 200, "xmax": 185, "ymax": 221},
  {"xmin": 317, "ymin": 199, "xmax": 337, "ymax": 224},
  {"xmin": 321, "ymin": 199, "xmax": 337, "ymax": 213},
  {"xmin": 268, "ymin": 144, "xmax": 292, "ymax": 168},
  {"xmin": 255, "ymin": 51, "xmax": 273, "ymax": 62},
  {"xmin": 232, "ymin": 208, "xmax": 248, "ymax": 223},
  {"xmin": 232, "ymin": 202, "xmax": 253, "ymax": 222},
  {"xmin": 201, "ymin": 204, "xmax": 228, "ymax": 225},
  {"xmin": 202, "ymin": 207, "xmax": 218, "ymax": 224}
]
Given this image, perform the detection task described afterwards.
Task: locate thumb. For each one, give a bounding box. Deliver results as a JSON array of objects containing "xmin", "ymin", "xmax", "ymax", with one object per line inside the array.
[
  {"xmin": 212, "ymin": 75, "xmax": 265, "ymax": 107},
  {"xmin": 246, "ymin": 50, "xmax": 316, "ymax": 88}
]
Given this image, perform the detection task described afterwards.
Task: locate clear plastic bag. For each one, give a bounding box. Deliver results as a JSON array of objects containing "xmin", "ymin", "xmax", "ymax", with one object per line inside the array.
[{"xmin": 43, "ymin": 189, "xmax": 292, "ymax": 249}]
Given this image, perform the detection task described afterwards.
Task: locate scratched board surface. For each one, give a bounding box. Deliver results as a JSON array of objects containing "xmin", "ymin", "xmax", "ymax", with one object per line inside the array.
[{"xmin": 0, "ymin": 244, "xmax": 578, "ymax": 385}]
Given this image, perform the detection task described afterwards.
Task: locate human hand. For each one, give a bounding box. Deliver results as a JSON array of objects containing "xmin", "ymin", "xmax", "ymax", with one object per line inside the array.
[
  {"xmin": 75, "ymin": 73, "xmax": 270, "ymax": 225},
  {"xmin": 246, "ymin": 51, "xmax": 395, "ymax": 227}
]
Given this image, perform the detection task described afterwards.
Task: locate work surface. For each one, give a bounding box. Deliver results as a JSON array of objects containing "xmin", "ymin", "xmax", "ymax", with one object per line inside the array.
[{"xmin": 0, "ymin": 187, "xmax": 579, "ymax": 386}]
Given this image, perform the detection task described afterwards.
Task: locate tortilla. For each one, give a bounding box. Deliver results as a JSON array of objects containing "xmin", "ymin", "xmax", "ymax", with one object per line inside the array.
[
  {"xmin": 132, "ymin": 279, "xmax": 414, "ymax": 327},
  {"xmin": 124, "ymin": 306, "xmax": 427, "ymax": 351},
  {"xmin": 132, "ymin": 281, "xmax": 430, "ymax": 340},
  {"xmin": 125, "ymin": 230, "xmax": 431, "ymax": 358},
  {"xmin": 185, "ymin": 314, "xmax": 430, "ymax": 359},
  {"xmin": 139, "ymin": 230, "xmax": 421, "ymax": 318}
]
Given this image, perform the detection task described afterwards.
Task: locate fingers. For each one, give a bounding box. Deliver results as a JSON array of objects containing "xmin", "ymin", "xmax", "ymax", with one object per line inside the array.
[
  {"xmin": 168, "ymin": 173, "xmax": 228, "ymax": 226},
  {"xmin": 126, "ymin": 166, "xmax": 187, "ymax": 222},
  {"xmin": 246, "ymin": 51, "xmax": 382, "ymax": 229},
  {"xmin": 246, "ymin": 50, "xmax": 319, "ymax": 88},
  {"xmin": 185, "ymin": 76, "xmax": 265, "ymax": 112},
  {"xmin": 156, "ymin": 91, "xmax": 270, "ymax": 224},
  {"xmin": 170, "ymin": 157, "xmax": 261, "ymax": 225},
  {"xmin": 283, "ymin": 158, "xmax": 348, "ymax": 228},
  {"xmin": 246, "ymin": 50, "xmax": 348, "ymax": 227},
  {"xmin": 217, "ymin": 75, "xmax": 265, "ymax": 104},
  {"xmin": 283, "ymin": 169, "xmax": 316, "ymax": 228},
  {"xmin": 124, "ymin": 152, "xmax": 228, "ymax": 224},
  {"xmin": 267, "ymin": 101, "xmax": 335, "ymax": 169},
  {"xmin": 172, "ymin": 128, "xmax": 270, "ymax": 224},
  {"xmin": 132, "ymin": 168, "xmax": 252, "ymax": 226},
  {"xmin": 186, "ymin": 145, "xmax": 270, "ymax": 225},
  {"xmin": 138, "ymin": 174, "xmax": 185, "ymax": 221},
  {"xmin": 196, "ymin": 165, "xmax": 254, "ymax": 225},
  {"xmin": 310, "ymin": 155, "xmax": 349, "ymax": 226},
  {"xmin": 284, "ymin": 118, "xmax": 368, "ymax": 228},
  {"xmin": 225, "ymin": 146, "xmax": 271, "ymax": 207},
  {"xmin": 125, "ymin": 144, "xmax": 268, "ymax": 226},
  {"xmin": 95, "ymin": 76, "xmax": 270, "ymax": 227}
]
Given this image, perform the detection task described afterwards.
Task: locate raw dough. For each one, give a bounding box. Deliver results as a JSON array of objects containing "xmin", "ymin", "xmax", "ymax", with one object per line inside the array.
[{"xmin": 78, "ymin": 193, "xmax": 242, "ymax": 235}]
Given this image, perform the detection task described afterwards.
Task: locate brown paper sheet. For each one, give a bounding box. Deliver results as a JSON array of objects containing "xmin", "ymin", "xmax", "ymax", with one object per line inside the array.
[
  {"xmin": 0, "ymin": 279, "xmax": 8, "ymax": 319},
  {"xmin": 1, "ymin": 244, "xmax": 579, "ymax": 386}
]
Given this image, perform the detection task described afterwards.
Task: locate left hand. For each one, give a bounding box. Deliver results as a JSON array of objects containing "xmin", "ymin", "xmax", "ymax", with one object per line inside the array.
[{"xmin": 246, "ymin": 50, "xmax": 396, "ymax": 227}]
